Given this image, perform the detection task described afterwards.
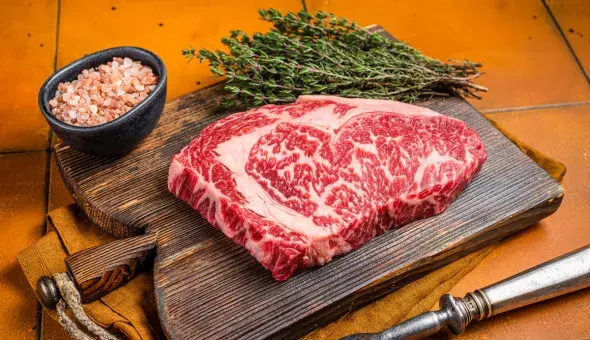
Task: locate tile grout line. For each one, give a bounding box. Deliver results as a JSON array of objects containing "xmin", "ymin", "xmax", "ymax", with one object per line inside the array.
[
  {"xmin": 53, "ymin": 0, "xmax": 61, "ymax": 72},
  {"xmin": 44, "ymin": 0, "xmax": 61, "ymax": 218},
  {"xmin": 38, "ymin": 0, "xmax": 61, "ymax": 339},
  {"xmin": 541, "ymin": 0, "xmax": 590, "ymax": 84},
  {"xmin": 482, "ymin": 100, "xmax": 590, "ymax": 114}
]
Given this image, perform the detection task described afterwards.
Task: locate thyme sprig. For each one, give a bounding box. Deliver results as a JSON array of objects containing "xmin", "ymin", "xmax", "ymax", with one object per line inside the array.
[{"xmin": 184, "ymin": 8, "xmax": 487, "ymax": 109}]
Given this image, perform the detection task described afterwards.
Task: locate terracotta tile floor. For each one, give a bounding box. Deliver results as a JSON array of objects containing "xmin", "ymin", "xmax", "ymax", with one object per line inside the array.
[
  {"xmin": 0, "ymin": 152, "xmax": 47, "ymax": 339},
  {"xmin": 0, "ymin": 1, "xmax": 57, "ymax": 151},
  {"xmin": 307, "ymin": 0, "xmax": 590, "ymax": 111},
  {"xmin": 57, "ymin": 0, "xmax": 302, "ymax": 101},
  {"xmin": 448, "ymin": 105, "xmax": 590, "ymax": 340},
  {"xmin": 546, "ymin": 0, "xmax": 590, "ymax": 77},
  {"xmin": 0, "ymin": 1, "xmax": 588, "ymax": 339}
]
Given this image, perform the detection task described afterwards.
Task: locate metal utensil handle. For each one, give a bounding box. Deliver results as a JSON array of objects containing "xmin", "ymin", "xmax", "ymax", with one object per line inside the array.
[
  {"xmin": 341, "ymin": 311, "xmax": 449, "ymax": 340},
  {"xmin": 480, "ymin": 244, "xmax": 590, "ymax": 316},
  {"xmin": 342, "ymin": 244, "xmax": 590, "ymax": 340}
]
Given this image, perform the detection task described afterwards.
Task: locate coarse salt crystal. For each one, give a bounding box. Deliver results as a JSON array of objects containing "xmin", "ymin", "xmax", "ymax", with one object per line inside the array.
[{"xmin": 50, "ymin": 56, "xmax": 158, "ymax": 127}]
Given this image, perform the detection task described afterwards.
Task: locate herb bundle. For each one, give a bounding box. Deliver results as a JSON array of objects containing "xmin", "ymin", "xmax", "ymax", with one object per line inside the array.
[{"xmin": 183, "ymin": 9, "xmax": 487, "ymax": 109}]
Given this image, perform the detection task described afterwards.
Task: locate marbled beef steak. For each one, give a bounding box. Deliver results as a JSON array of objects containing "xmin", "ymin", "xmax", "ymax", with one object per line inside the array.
[{"xmin": 168, "ymin": 96, "xmax": 487, "ymax": 281}]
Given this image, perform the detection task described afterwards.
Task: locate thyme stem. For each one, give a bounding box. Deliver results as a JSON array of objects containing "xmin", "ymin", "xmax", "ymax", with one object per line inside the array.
[{"xmin": 185, "ymin": 8, "xmax": 487, "ymax": 109}]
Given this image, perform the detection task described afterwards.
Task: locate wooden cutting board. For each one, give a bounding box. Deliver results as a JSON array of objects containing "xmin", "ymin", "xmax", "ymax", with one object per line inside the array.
[{"xmin": 54, "ymin": 27, "xmax": 563, "ymax": 339}]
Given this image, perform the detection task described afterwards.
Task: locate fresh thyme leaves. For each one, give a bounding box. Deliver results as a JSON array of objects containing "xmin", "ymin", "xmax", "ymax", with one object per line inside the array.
[{"xmin": 185, "ymin": 8, "xmax": 487, "ymax": 109}]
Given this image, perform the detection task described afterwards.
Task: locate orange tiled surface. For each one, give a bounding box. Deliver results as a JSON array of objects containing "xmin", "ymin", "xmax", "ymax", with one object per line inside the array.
[
  {"xmin": 0, "ymin": 1, "xmax": 57, "ymax": 151},
  {"xmin": 57, "ymin": 0, "xmax": 302, "ymax": 101},
  {"xmin": 307, "ymin": 0, "xmax": 590, "ymax": 111},
  {"xmin": 0, "ymin": 152, "xmax": 47, "ymax": 339},
  {"xmin": 547, "ymin": 0, "xmax": 590, "ymax": 77},
  {"xmin": 446, "ymin": 105, "xmax": 590, "ymax": 340},
  {"xmin": 1, "ymin": 1, "xmax": 589, "ymax": 339}
]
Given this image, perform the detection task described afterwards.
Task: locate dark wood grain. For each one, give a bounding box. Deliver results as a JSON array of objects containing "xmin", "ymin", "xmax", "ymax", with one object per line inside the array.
[
  {"xmin": 53, "ymin": 26, "xmax": 563, "ymax": 339},
  {"xmin": 66, "ymin": 233, "xmax": 157, "ymax": 303}
]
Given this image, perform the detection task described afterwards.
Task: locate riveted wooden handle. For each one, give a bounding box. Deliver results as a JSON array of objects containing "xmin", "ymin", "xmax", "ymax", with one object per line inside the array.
[
  {"xmin": 38, "ymin": 233, "xmax": 158, "ymax": 309},
  {"xmin": 65, "ymin": 233, "xmax": 157, "ymax": 303}
]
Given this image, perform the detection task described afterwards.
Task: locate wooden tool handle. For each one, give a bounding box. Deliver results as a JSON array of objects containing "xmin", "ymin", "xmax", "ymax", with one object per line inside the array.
[{"xmin": 37, "ymin": 233, "xmax": 157, "ymax": 309}]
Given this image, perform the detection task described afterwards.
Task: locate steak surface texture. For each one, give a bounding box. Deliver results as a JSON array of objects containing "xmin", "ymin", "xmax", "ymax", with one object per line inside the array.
[{"xmin": 168, "ymin": 96, "xmax": 487, "ymax": 281}]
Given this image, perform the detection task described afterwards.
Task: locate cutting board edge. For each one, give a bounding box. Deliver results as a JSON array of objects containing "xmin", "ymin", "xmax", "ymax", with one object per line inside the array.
[
  {"xmin": 247, "ymin": 192, "xmax": 564, "ymax": 339},
  {"xmin": 50, "ymin": 24, "xmax": 569, "ymax": 339},
  {"xmin": 53, "ymin": 93, "xmax": 567, "ymax": 340},
  {"xmin": 54, "ymin": 144, "xmax": 148, "ymax": 238}
]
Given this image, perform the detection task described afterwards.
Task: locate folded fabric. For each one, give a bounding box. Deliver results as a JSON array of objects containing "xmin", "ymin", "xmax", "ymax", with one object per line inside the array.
[
  {"xmin": 18, "ymin": 206, "xmax": 165, "ymax": 339},
  {"xmin": 17, "ymin": 117, "xmax": 566, "ymax": 340}
]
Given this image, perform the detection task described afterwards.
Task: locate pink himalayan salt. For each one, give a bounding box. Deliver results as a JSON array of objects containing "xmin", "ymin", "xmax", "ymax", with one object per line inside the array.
[{"xmin": 49, "ymin": 57, "xmax": 158, "ymax": 127}]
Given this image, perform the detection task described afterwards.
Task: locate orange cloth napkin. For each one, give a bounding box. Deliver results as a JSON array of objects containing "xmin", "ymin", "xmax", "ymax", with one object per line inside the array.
[{"xmin": 17, "ymin": 117, "xmax": 566, "ymax": 340}]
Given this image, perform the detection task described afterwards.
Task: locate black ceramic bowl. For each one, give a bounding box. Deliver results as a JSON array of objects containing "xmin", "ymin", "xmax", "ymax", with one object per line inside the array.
[{"xmin": 39, "ymin": 46, "xmax": 167, "ymax": 157}]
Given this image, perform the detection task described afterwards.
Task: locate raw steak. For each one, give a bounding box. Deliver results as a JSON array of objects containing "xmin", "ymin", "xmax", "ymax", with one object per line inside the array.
[{"xmin": 168, "ymin": 96, "xmax": 487, "ymax": 281}]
